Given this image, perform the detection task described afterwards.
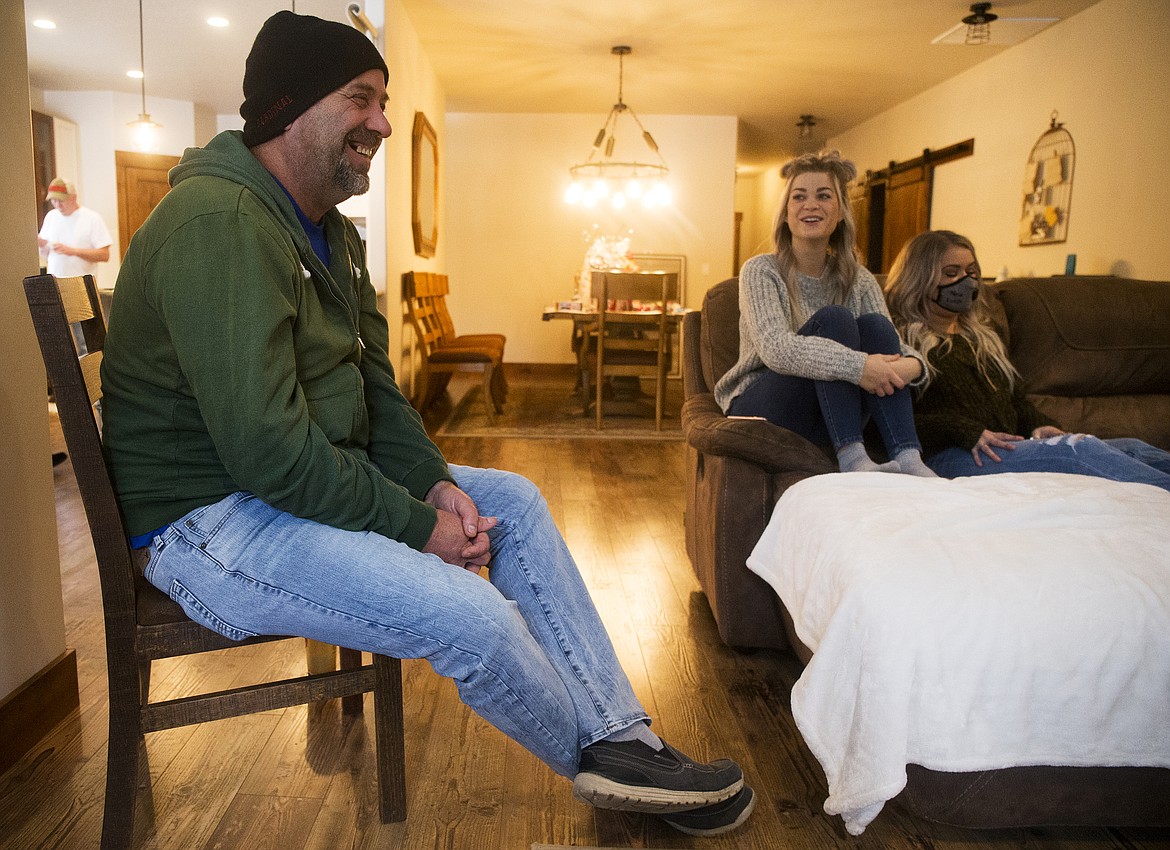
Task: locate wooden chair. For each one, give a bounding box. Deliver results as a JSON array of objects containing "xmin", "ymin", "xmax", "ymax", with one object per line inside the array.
[
  {"xmin": 22, "ymin": 273, "xmax": 407, "ymax": 850},
  {"xmin": 403, "ymin": 271, "xmax": 506, "ymax": 423},
  {"xmin": 586, "ymin": 271, "xmax": 679, "ymax": 430}
]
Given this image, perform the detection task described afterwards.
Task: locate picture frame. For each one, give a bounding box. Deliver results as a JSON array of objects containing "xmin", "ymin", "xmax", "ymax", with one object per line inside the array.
[
  {"xmin": 1019, "ymin": 113, "xmax": 1074, "ymax": 247},
  {"xmin": 411, "ymin": 111, "xmax": 438, "ymax": 258}
]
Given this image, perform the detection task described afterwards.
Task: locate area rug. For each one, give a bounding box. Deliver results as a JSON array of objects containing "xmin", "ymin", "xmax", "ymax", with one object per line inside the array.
[{"xmin": 434, "ymin": 372, "xmax": 683, "ymax": 441}]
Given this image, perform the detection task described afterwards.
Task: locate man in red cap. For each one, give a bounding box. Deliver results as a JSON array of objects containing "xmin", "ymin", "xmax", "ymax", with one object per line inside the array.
[
  {"xmin": 100, "ymin": 11, "xmax": 752, "ymax": 837},
  {"xmin": 37, "ymin": 178, "xmax": 112, "ymax": 282}
]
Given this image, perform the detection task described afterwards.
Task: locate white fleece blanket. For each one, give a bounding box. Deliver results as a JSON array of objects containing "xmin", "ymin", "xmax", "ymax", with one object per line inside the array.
[{"xmin": 746, "ymin": 472, "xmax": 1170, "ymax": 835}]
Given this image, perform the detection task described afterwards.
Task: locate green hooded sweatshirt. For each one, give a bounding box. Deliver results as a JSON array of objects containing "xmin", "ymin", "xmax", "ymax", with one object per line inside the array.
[{"xmin": 101, "ymin": 130, "xmax": 451, "ymax": 549}]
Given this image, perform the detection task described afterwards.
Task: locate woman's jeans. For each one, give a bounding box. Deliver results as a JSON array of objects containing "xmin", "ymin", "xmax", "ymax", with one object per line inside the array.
[
  {"xmin": 140, "ymin": 464, "xmax": 648, "ymax": 778},
  {"xmin": 928, "ymin": 435, "xmax": 1170, "ymax": 493},
  {"xmin": 728, "ymin": 306, "xmax": 922, "ymax": 455}
]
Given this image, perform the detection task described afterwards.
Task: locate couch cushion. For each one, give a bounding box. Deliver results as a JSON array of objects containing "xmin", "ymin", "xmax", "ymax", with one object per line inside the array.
[
  {"xmin": 700, "ymin": 277, "xmax": 741, "ymax": 391},
  {"xmin": 993, "ymin": 276, "xmax": 1170, "ymax": 396}
]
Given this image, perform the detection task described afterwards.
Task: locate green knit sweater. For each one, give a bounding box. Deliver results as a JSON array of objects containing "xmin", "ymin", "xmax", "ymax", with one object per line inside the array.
[
  {"xmin": 101, "ymin": 131, "xmax": 452, "ymax": 549},
  {"xmin": 914, "ymin": 335, "xmax": 1056, "ymax": 458}
]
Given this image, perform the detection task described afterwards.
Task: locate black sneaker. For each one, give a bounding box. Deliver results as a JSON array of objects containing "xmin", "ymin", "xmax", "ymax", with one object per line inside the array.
[
  {"xmin": 572, "ymin": 739, "xmax": 743, "ymax": 813},
  {"xmin": 659, "ymin": 785, "xmax": 755, "ymax": 836}
]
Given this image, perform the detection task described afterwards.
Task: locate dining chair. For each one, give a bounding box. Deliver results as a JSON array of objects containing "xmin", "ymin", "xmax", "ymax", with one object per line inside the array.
[
  {"xmin": 403, "ymin": 270, "xmax": 506, "ymax": 423},
  {"xmin": 587, "ymin": 271, "xmax": 679, "ymax": 430},
  {"xmin": 22, "ymin": 273, "xmax": 406, "ymax": 849}
]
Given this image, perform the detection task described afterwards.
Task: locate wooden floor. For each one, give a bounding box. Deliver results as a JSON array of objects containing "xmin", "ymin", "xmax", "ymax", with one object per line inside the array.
[{"xmin": 3, "ymin": 380, "xmax": 1169, "ymax": 850}]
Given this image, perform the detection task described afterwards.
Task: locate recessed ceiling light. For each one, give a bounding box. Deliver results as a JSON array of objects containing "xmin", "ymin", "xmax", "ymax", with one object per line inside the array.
[
  {"xmin": 207, "ymin": 16, "xmax": 229, "ymax": 27},
  {"xmin": 33, "ymin": 19, "xmax": 56, "ymax": 29},
  {"xmin": 127, "ymin": 70, "xmax": 144, "ymax": 79}
]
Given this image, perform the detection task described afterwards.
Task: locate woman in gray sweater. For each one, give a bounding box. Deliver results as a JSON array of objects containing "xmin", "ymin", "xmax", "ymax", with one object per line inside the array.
[{"xmin": 714, "ymin": 151, "xmax": 934, "ymax": 475}]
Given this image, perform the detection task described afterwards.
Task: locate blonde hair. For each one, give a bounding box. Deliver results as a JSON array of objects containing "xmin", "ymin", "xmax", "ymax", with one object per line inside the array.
[
  {"xmin": 772, "ymin": 150, "xmax": 861, "ymax": 324},
  {"xmin": 884, "ymin": 230, "xmax": 1018, "ymax": 389}
]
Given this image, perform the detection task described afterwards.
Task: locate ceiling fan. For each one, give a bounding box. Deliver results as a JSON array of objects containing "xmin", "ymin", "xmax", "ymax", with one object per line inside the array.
[{"xmin": 931, "ymin": 2, "xmax": 1060, "ymax": 46}]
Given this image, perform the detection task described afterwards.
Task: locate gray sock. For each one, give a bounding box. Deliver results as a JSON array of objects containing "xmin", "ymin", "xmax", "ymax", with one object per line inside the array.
[
  {"xmin": 603, "ymin": 721, "xmax": 663, "ymax": 751},
  {"xmin": 836, "ymin": 441, "xmax": 900, "ymax": 473},
  {"xmin": 894, "ymin": 448, "xmax": 938, "ymax": 478}
]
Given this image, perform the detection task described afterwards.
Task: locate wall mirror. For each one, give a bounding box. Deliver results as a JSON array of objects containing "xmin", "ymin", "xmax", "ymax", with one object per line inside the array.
[{"xmin": 411, "ymin": 111, "xmax": 438, "ymax": 258}]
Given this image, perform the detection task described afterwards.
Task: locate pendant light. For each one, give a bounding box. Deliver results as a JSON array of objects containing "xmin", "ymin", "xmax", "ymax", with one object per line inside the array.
[{"xmin": 127, "ymin": 0, "xmax": 162, "ymax": 151}]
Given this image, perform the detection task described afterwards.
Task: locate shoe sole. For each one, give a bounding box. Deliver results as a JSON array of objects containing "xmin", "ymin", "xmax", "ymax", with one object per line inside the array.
[
  {"xmin": 661, "ymin": 787, "xmax": 756, "ymax": 836},
  {"xmin": 572, "ymin": 773, "xmax": 743, "ymax": 814}
]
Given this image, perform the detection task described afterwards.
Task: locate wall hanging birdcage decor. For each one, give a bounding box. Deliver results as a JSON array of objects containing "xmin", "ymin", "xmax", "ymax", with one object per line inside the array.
[{"xmin": 1019, "ymin": 111, "xmax": 1075, "ymax": 246}]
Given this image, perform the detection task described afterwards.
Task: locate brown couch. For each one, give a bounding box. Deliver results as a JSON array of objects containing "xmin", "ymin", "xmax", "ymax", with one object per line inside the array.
[
  {"xmin": 681, "ymin": 273, "xmax": 1170, "ymax": 827},
  {"xmin": 684, "ymin": 273, "xmax": 1170, "ymax": 651}
]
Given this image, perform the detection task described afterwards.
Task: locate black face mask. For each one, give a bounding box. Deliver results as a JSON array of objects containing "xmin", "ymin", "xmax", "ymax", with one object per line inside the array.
[{"xmin": 935, "ymin": 275, "xmax": 980, "ymax": 313}]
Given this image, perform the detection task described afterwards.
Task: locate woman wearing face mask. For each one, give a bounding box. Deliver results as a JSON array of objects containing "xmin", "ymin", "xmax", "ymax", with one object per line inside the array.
[
  {"xmin": 885, "ymin": 229, "xmax": 1170, "ymax": 490},
  {"xmin": 714, "ymin": 151, "xmax": 935, "ymax": 476}
]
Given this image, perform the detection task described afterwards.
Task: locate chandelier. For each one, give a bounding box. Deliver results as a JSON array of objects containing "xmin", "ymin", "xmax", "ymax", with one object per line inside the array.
[{"xmin": 563, "ymin": 46, "xmax": 671, "ymax": 210}]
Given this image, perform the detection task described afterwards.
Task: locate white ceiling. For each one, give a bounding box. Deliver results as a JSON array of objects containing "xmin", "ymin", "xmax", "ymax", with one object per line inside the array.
[{"xmin": 23, "ymin": 0, "xmax": 1103, "ymax": 169}]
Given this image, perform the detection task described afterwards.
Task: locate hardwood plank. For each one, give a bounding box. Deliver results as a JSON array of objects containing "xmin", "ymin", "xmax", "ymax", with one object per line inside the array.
[
  {"xmin": 202, "ymin": 793, "xmax": 321, "ymax": 850},
  {"xmin": 145, "ymin": 713, "xmax": 282, "ymax": 850}
]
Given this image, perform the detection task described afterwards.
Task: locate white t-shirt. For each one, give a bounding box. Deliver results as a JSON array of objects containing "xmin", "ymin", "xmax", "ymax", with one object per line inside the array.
[{"xmin": 38, "ymin": 206, "xmax": 114, "ymax": 280}]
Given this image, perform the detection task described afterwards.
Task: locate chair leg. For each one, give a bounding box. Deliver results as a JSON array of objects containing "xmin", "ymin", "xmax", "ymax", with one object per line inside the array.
[
  {"xmin": 138, "ymin": 660, "xmax": 152, "ymax": 704},
  {"xmin": 102, "ymin": 674, "xmax": 145, "ymax": 850},
  {"xmin": 656, "ymin": 364, "xmax": 667, "ymax": 431},
  {"xmin": 304, "ymin": 639, "xmax": 337, "ymax": 675},
  {"xmin": 373, "ymin": 654, "xmax": 407, "ymax": 822},
  {"xmin": 580, "ymin": 362, "xmax": 591, "ymax": 415},
  {"xmin": 489, "ymin": 362, "xmax": 507, "ymax": 411},
  {"xmin": 595, "ymin": 360, "xmax": 604, "ymax": 430},
  {"xmin": 480, "ymin": 366, "xmax": 498, "ymax": 425},
  {"xmin": 493, "ymin": 360, "xmax": 508, "ymax": 402},
  {"xmin": 413, "ymin": 363, "xmax": 431, "ymax": 413},
  {"xmin": 339, "ymin": 647, "xmax": 363, "ymax": 716}
]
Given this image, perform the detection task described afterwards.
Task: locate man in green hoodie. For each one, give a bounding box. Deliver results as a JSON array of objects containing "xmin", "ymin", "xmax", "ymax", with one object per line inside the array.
[{"xmin": 99, "ymin": 10, "xmax": 752, "ymax": 837}]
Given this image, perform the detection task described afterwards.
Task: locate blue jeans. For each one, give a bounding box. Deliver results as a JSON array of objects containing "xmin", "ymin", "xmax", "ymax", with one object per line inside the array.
[
  {"xmin": 141, "ymin": 465, "xmax": 648, "ymax": 777},
  {"xmin": 928, "ymin": 435, "xmax": 1170, "ymax": 493},
  {"xmin": 728, "ymin": 306, "xmax": 922, "ymax": 454}
]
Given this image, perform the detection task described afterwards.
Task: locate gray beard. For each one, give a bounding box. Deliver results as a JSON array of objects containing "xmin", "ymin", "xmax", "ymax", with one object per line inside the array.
[{"xmin": 333, "ymin": 157, "xmax": 370, "ymax": 197}]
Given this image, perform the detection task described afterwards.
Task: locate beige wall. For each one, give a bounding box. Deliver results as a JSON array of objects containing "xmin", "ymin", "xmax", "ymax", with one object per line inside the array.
[
  {"xmin": 830, "ymin": 0, "xmax": 1170, "ymax": 280},
  {"xmin": 1, "ymin": 1, "xmax": 68, "ymax": 703},
  {"xmin": 381, "ymin": 0, "xmax": 446, "ymax": 394},
  {"xmin": 443, "ymin": 112, "xmax": 737, "ymax": 364}
]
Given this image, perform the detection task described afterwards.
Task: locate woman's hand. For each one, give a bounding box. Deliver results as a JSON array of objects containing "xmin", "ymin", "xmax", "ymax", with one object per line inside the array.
[
  {"xmin": 1030, "ymin": 425, "xmax": 1066, "ymax": 440},
  {"xmin": 972, "ymin": 429, "xmax": 1024, "ymax": 466},
  {"xmin": 423, "ymin": 481, "xmax": 498, "ymax": 573},
  {"xmin": 859, "ymin": 354, "xmax": 912, "ymax": 397}
]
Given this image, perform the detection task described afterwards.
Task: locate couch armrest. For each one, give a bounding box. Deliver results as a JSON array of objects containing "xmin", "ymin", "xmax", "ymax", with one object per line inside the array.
[{"xmin": 682, "ymin": 393, "xmax": 837, "ymax": 475}]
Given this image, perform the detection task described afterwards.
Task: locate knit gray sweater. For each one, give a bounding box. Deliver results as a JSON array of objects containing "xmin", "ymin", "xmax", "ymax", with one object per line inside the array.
[{"xmin": 714, "ymin": 253, "xmax": 924, "ymax": 412}]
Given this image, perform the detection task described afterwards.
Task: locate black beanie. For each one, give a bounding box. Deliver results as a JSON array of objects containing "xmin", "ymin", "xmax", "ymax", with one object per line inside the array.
[{"xmin": 240, "ymin": 11, "xmax": 389, "ymax": 147}]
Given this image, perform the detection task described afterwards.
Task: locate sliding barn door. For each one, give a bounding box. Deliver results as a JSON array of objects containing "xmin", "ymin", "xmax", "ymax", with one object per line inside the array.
[
  {"xmin": 882, "ymin": 165, "xmax": 932, "ymax": 273},
  {"xmin": 851, "ymin": 140, "xmax": 974, "ymax": 274}
]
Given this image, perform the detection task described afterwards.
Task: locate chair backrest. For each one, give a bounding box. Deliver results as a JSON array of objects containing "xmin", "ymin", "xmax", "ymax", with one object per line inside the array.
[
  {"xmin": 404, "ymin": 270, "xmax": 464, "ymax": 356},
  {"xmin": 592, "ymin": 270, "xmax": 679, "ymax": 310},
  {"xmin": 23, "ymin": 274, "xmax": 139, "ymax": 630},
  {"xmin": 592, "ymin": 271, "xmax": 678, "ymax": 350},
  {"xmin": 403, "ymin": 271, "xmax": 448, "ymax": 357}
]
